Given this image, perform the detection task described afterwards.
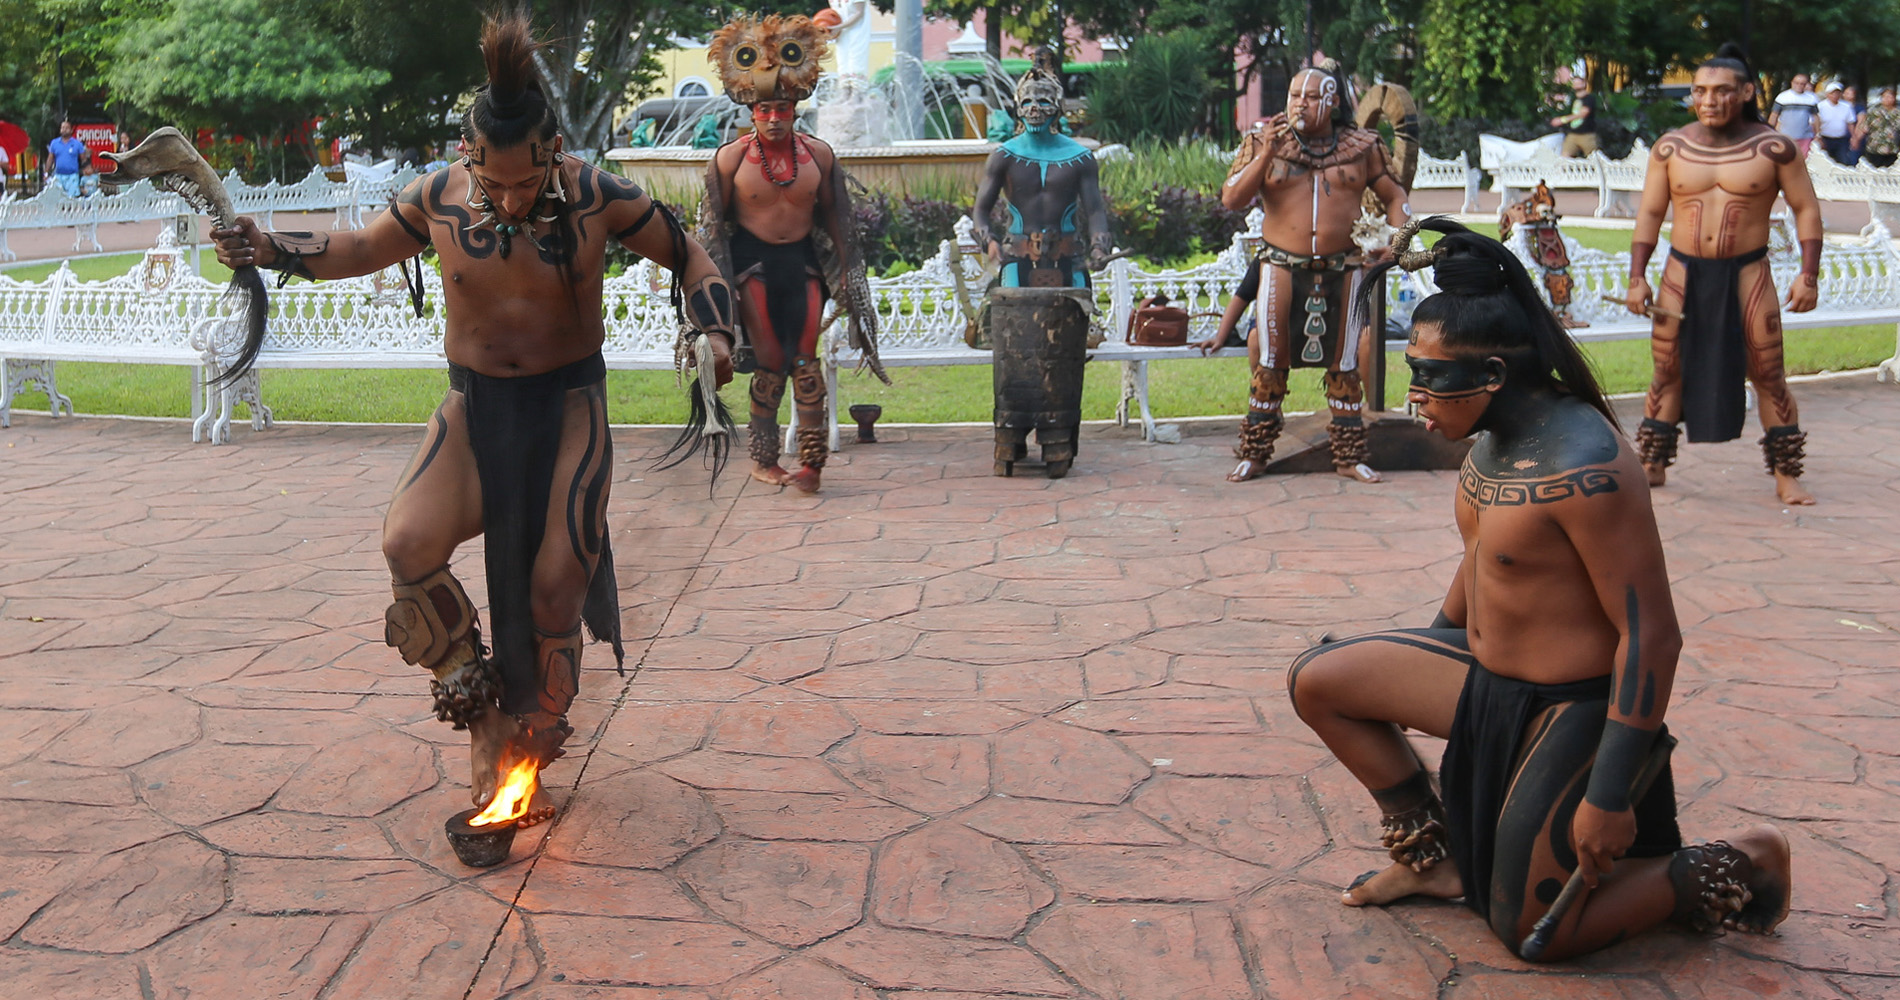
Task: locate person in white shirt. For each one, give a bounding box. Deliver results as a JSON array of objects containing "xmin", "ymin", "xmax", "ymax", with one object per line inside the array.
[
  {"xmin": 1815, "ymin": 81, "xmax": 1858, "ymax": 163},
  {"xmin": 1769, "ymin": 73, "xmax": 1819, "ymax": 156}
]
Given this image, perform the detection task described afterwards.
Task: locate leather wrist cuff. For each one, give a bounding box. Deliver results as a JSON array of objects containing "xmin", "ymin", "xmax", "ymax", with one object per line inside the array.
[
  {"xmin": 1799, "ymin": 238, "xmax": 1822, "ymax": 280},
  {"xmin": 1629, "ymin": 241, "xmax": 1657, "ymax": 282}
]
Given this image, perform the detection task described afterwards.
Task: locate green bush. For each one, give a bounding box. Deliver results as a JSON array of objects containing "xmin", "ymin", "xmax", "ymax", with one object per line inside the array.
[
  {"xmin": 1108, "ymin": 185, "xmax": 1244, "ymax": 266},
  {"xmin": 1087, "ymin": 30, "xmax": 1216, "ymax": 144},
  {"xmin": 888, "ymin": 195, "xmax": 968, "ymax": 266}
]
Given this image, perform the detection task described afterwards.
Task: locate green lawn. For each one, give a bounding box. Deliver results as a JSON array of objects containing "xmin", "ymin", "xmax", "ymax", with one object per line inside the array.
[
  {"xmin": 17, "ymin": 324, "xmax": 1889, "ymax": 425},
  {"xmin": 4, "ymin": 240, "xmax": 1891, "ymax": 424}
]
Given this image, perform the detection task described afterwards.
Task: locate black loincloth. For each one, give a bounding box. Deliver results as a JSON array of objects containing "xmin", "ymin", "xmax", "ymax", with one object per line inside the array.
[
  {"xmin": 1672, "ymin": 246, "xmax": 1767, "ymax": 444},
  {"xmin": 731, "ymin": 226, "xmax": 825, "ymax": 374},
  {"xmin": 1440, "ymin": 658, "xmax": 1682, "ymax": 922},
  {"xmin": 449, "ymin": 352, "xmax": 624, "ymax": 717}
]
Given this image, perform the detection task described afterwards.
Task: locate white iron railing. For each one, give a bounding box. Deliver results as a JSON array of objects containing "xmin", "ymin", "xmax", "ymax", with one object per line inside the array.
[{"xmin": 0, "ymin": 164, "xmax": 422, "ymax": 261}]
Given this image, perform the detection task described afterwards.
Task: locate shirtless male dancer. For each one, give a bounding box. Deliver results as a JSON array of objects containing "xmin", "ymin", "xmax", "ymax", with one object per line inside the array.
[
  {"xmin": 1219, "ymin": 63, "xmax": 1409, "ymax": 484},
  {"xmin": 1286, "ymin": 219, "xmax": 1791, "ymax": 961},
  {"xmin": 699, "ymin": 12, "xmax": 885, "ymax": 494},
  {"xmin": 1627, "ymin": 43, "xmax": 1822, "ymax": 506},
  {"xmin": 214, "ymin": 16, "xmax": 736, "ymax": 824}
]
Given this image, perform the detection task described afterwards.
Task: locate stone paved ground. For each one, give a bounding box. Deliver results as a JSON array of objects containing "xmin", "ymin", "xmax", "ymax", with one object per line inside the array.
[{"xmin": 0, "ymin": 378, "xmax": 1896, "ymax": 1000}]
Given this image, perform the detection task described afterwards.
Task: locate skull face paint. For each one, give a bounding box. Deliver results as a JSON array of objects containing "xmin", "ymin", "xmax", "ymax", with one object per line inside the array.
[{"xmin": 1286, "ymin": 69, "xmax": 1338, "ymax": 136}]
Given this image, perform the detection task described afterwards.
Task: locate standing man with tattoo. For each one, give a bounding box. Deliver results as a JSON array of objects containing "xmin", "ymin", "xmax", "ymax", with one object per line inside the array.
[
  {"xmin": 1286, "ymin": 220, "xmax": 1791, "ymax": 961},
  {"xmin": 698, "ymin": 12, "xmax": 886, "ymax": 494},
  {"xmin": 212, "ymin": 15, "xmax": 737, "ymax": 827},
  {"xmin": 1627, "ymin": 44, "xmax": 1822, "ymax": 505},
  {"xmin": 1219, "ymin": 62, "xmax": 1410, "ymax": 484}
]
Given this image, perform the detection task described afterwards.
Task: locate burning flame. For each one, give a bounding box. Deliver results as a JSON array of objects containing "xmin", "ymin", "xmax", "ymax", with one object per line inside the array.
[{"xmin": 469, "ymin": 758, "xmax": 538, "ymax": 827}]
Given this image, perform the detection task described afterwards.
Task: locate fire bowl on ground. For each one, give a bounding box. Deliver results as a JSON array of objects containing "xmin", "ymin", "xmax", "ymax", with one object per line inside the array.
[{"xmin": 445, "ymin": 808, "xmax": 518, "ymax": 867}]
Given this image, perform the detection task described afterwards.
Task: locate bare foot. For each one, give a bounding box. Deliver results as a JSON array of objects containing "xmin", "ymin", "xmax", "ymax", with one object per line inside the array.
[
  {"xmin": 1724, "ymin": 824, "xmax": 1793, "ymax": 934},
  {"xmin": 750, "ymin": 463, "xmax": 792, "ymax": 487},
  {"xmin": 1336, "ymin": 462, "xmax": 1384, "ymax": 484},
  {"xmin": 466, "ymin": 711, "xmax": 519, "ymax": 809},
  {"xmin": 1226, "ymin": 459, "xmax": 1264, "ymax": 483},
  {"xmin": 1341, "ymin": 860, "xmax": 1463, "ymax": 907},
  {"xmin": 786, "ymin": 467, "xmax": 821, "ymax": 493},
  {"xmin": 516, "ymin": 773, "xmax": 558, "ymax": 828},
  {"xmin": 1644, "ymin": 463, "xmax": 1667, "ymax": 488},
  {"xmin": 1774, "ymin": 473, "xmax": 1814, "ymax": 506}
]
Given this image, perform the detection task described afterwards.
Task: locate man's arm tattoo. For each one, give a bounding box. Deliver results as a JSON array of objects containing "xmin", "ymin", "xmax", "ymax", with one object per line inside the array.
[
  {"xmin": 1587, "ymin": 585, "xmax": 1659, "ymax": 812},
  {"xmin": 567, "ymin": 167, "xmax": 649, "ymax": 244},
  {"xmin": 262, "ymin": 231, "xmax": 328, "ymax": 282},
  {"xmin": 390, "ymin": 185, "xmax": 432, "ymax": 248},
  {"xmin": 682, "ymin": 273, "xmax": 735, "ymax": 341}
]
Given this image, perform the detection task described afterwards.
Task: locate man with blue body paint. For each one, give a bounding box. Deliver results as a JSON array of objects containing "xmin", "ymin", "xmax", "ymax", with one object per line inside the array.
[{"xmin": 971, "ymin": 57, "xmax": 1111, "ymax": 290}]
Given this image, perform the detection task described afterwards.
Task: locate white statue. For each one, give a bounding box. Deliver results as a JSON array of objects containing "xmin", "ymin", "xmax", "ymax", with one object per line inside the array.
[{"xmin": 828, "ymin": 0, "xmax": 871, "ymax": 80}]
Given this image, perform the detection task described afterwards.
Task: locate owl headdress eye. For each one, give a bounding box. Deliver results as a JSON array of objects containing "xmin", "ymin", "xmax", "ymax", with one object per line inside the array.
[
  {"xmin": 734, "ymin": 43, "xmax": 760, "ymax": 69},
  {"xmin": 779, "ymin": 40, "xmax": 805, "ymax": 66}
]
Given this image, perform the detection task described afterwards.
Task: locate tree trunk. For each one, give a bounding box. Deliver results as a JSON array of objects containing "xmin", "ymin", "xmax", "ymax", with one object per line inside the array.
[{"xmin": 987, "ymin": 8, "xmax": 1002, "ymax": 59}]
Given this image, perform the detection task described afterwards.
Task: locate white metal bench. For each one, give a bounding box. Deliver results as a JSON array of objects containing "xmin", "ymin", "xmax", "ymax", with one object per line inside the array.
[
  {"xmin": 0, "ymin": 166, "xmax": 369, "ymax": 262},
  {"xmin": 1414, "ymin": 152, "xmax": 1481, "ymax": 213},
  {"xmin": 6, "ymin": 213, "xmax": 1896, "ymax": 444}
]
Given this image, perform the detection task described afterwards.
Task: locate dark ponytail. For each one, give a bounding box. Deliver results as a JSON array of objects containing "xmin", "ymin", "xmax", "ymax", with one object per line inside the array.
[
  {"xmin": 1357, "ymin": 217, "xmax": 1619, "ymax": 430},
  {"xmin": 1700, "ymin": 42, "xmax": 1764, "ymax": 124},
  {"xmin": 464, "ymin": 14, "xmax": 559, "ymax": 150}
]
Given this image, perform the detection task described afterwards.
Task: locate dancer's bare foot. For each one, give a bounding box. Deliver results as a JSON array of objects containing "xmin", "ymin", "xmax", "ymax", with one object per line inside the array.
[
  {"xmin": 1644, "ymin": 463, "xmax": 1667, "ymax": 488},
  {"xmin": 1336, "ymin": 462, "xmax": 1384, "ymax": 484},
  {"xmin": 516, "ymin": 773, "xmax": 558, "ymax": 828},
  {"xmin": 1341, "ymin": 860, "xmax": 1463, "ymax": 907},
  {"xmin": 786, "ymin": 466, "xmax": 821, "ymax": 493},
  {"xmin": 1227, "ymin": 459, "xmax": 1264, "ymax": 483},
  {"xmin": 1724, "ymin": 824, "xmax": 1793, "ymax": 934},
  {"xmin": 466, "ymin": 710, "xmax": 519, "ymax": 809},
  {"xmin": 1774, "ymin": 473, "xmax": 1814, "ymax": 506},
  {"xmin": 751, "ymin": 463, "xmax": 792, "ymax": 487}
]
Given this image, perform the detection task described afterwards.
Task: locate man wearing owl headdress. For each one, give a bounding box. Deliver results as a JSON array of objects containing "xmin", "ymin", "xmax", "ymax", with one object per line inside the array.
[
  {"xmin": 698, "ymin": 12, "xmax": 887, "ymax": 494},
  {"xmin": 211, "ymin": 14, "xmax": 738, "ymax": 831},
  {"xmin": 1220, "ymin": 62, "xmax": 1411, "ymax": 485},
  {"xmin": 971, "ymin": 58, "xmax": 1112, "ymax": 289}
]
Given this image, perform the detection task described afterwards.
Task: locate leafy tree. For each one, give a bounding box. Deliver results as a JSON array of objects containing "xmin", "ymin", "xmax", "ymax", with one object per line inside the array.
[
  {"xmin": 1088, "ymin": 30, "xmax": 1215, "ymax": 143},
  {"xmin": 528, "ymin": 0, "xmax": 726, "ymax": 152},
  {"xmin": 108, "ymin": 0, "xmax": 386, "ymax": 175},
  {"xmin": 301, "ymin": 0, "xmax": 484, "ymax": 157}
]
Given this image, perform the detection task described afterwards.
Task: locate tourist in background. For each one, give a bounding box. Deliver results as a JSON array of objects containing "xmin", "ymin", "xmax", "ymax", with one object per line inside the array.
[
  {"xmin": 1843, "ymin": 86, "xmax": 1867, "ymax": 164},
  {"xmin": 1861, "ymin": 89, "xmax": 1900, "ymax": 168},
  {"xmin": 44, "ymin": 120, "xmax": 86, "ymax": 197},
  {"xmin": 1816, "ymin": 82, "xmax": 1857, "ymax": 163},
  {"xmin": 1550, "ymin": 74, "xmax": 1599, "ymax": 157},
  {"xmin": 1770, "ymin": 73, "xmax": 1819, "ymax": 156}
]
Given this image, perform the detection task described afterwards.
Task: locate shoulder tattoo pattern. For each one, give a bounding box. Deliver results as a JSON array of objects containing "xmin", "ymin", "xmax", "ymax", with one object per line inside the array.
[
  {"xmin": 1460, "ymin": 466, "xmax": 1621, "ymax": 506},
  {"xmin": 566, "ymin": 165, "xmax": 649, "ymax": 243}
]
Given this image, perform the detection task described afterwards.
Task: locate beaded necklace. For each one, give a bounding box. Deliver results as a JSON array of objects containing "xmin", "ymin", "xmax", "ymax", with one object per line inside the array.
[{"xmin": 756, "ymin": 132, "xmax": 801, "ymax": 188}]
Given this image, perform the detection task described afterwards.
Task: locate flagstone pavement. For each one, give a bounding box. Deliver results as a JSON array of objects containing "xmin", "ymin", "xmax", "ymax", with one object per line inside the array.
[{"xmin": 0, "ymin": 377, "xmax": 1896, "ymax": 1000}]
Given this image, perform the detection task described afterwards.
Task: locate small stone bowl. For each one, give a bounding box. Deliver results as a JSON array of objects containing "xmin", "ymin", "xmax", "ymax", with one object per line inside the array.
[
  {"xmin": 848, "ymin": 403, "xmax": 883, "ymax": 443},
  {"xmin": 445, "ymin": 808, "xmax": 517, "ymax": 867}
]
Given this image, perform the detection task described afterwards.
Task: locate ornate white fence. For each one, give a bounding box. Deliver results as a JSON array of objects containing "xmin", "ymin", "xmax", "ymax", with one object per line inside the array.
[
  {"xmin": 1483, "ymin": 132, "xmax": 1900, "ymax": 221},
  {"xmin": 3, "ymin": 210, "xmax": 1896, "ymax": 443},
  {"xmin": 1413, "ymin": 151, "xmax": 1481, "ymax": 212},
  {"xmin": 0, "ymin": 164, "xmax": 420, "ymax": 261}
]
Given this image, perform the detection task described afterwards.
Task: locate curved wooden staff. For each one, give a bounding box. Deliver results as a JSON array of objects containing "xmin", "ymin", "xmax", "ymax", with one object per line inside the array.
[{"xmin": 103, "ymin": 127, "xmax": 267, "ymax": 385}]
